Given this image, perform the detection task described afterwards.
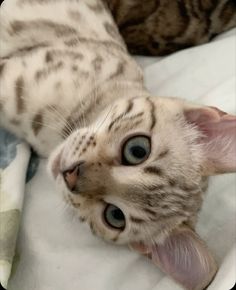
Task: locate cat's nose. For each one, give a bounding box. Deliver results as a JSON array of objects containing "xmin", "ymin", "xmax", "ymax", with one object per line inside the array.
[{"xmin": 62, "ymin": 163, "xmax": 82, "ymax": 191}]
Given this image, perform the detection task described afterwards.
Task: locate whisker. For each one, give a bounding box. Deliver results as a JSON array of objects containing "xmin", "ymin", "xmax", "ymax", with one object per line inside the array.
[
  {"xmin": 46, "ymin": 105, "xmax": 75, "ymax": 137},
  {"xmin": 1, "ymin": 91, "xmax": 76, "ymax": 138},
  {"xmin": 3, "ymin": 76, "xmax": 119, "ymax": 140},
  {"xmin": 29, "ymin": 120, "xmax": 66, "ymax": 138},
  {"xmin": 92, "ymin": 103, "xmax": 114, "ymax": 136}
]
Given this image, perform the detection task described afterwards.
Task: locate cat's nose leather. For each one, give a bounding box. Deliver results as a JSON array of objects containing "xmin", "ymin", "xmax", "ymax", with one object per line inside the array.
[{"xmin": 62, "ymin": 163, "xmax": 80, "ymax": 191}]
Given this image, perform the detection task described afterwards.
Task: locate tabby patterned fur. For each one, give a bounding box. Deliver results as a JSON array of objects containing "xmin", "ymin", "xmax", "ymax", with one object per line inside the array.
[
  {"xmin": 104, "ymin": 0, "xmax": 236, "ymax": 55},
  {"xmin": 1, "ymin": 1, "xmax": 236, "ymax": 290}
]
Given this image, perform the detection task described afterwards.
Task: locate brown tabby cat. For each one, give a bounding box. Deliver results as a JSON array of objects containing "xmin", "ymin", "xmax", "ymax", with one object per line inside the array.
[{"xmin": 104, "ymin": 0, "xmax": 236, "ymax": 55}]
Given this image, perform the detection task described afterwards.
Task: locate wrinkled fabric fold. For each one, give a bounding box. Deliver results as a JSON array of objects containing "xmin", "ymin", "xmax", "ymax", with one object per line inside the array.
[{"xmin": 0, "ymin": 130, "xmax": 30, "ymax": 289}]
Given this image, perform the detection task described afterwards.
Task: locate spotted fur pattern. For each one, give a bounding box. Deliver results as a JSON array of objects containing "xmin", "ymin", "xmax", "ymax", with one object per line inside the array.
[
  {"xmin": 0, "ymin": 0, "xmax": 144, "ymax": 155},
  {"xmin": 103, "ymin": 0, "xmax": 236, "ymax": 55},
  {"xmin": 51, "ymin": 96, "xmax": 209, "ymax": 245},
  {"xmin": 0, "ymin": 0, "xmax": 215, "ymax": 253},
  {"xmin": 1, "ymin": 1, "xmax": 235, "ymax": 289}
]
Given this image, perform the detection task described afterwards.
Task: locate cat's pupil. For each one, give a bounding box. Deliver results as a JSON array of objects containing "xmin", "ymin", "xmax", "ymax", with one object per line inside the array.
[
  {"xmin": 130, "ymin": 146, "xmax": 146, "ymax": 159},
  {"xmin": 121, "ymin": 136, "xmax": 151, "ymax": 166},
  {"xmin": 104, "ymin": 204, "xmax": 125, "ymax": 229},
  {"xmin": 111, "ymin": 208, "xmax": 124, "ymax": 221}
]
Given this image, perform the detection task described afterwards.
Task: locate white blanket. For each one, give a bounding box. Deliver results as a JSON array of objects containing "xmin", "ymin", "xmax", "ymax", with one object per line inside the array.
[{"xmin": 8, "ymin": 29, "xmax": 236, "ymax": 290}]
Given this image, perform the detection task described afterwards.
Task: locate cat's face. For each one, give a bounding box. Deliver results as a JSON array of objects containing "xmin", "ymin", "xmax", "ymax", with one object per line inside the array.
[
  {"xmin": 48, "ymin": 96, "xmax": 208, "ymax": 244},
  {"xmin": 48, "ymin": 95, "xmax": 236, "ymax": 289}
]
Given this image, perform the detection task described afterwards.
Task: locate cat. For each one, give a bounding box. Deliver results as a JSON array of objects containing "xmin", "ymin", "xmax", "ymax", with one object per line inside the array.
[
  {"xmin": 103, "ymin": 0, "xmax": 236, "ymax": 55},
  {"xmin": 0, "ymin": 1, "xmax": 236, "ymax": 290}
]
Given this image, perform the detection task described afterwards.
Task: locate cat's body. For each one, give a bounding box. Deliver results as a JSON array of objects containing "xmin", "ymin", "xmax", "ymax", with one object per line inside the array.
[
  {"xmin": 0, "ymin": 0, "xmax": 145, "ymax": 156},
  {"xmin": 1, "ymin": 1, "xmax": 236, "ymax": 290},
  {"xmin": 104, "ymin": 0, "xmax": 236, "ymax": 55}
]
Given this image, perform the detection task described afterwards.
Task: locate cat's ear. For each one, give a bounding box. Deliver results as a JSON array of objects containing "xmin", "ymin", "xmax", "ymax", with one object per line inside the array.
[
  {"xmin": 130, "ymin": 227, "xmax": 217, "ymax": 290},
  {"xmin": 184, "ymin": 105, "xmax": 236, "ymax": 175}
]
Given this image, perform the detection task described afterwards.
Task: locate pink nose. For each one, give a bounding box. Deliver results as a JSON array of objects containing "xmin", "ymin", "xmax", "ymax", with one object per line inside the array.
[{"xmin": 62, "ymin": 164, "xmax": 80, "ymax": 191}]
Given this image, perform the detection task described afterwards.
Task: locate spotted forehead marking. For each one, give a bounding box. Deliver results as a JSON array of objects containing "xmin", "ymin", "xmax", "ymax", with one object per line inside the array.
[
  {"xmin": 112, "ymin": 112, "xmax": 144, "ymax": 133},
  {"xmin": 107, "ymin": 100, "xmax": 134, "ymax": 131}
]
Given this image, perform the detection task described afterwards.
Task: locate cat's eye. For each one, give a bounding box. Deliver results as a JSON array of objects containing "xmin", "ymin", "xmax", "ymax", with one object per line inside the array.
[
  {"xmin": 122, "ymin": 135, "xmax": 151, "ymax": 165},
  {"xmin": 104, "ymin": 204, "xmax": 125, "ymax": 230}
]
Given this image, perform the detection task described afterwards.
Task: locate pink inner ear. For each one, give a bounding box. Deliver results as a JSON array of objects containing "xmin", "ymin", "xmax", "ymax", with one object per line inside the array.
[
  {"xmin": 130, "ymin": 228, "xmax": 217, "ymax": 290},
  {"xmin": 151, "ymin": 233, "xmax": 213, "ymax": 290},
  {"xmin": 184, "ymin": 106, "xmax": 236, "ymax": 174}
]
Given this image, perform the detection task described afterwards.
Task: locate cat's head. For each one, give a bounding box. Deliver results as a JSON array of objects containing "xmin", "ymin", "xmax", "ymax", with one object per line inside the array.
[{"xmin": 48, "ymin": 96, "xmax": 236, "ymax": 290}]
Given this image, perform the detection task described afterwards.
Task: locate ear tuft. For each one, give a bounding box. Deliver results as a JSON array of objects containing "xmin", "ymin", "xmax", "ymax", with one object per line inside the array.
[{"xmin": 184, "ymin": 106, "xmax": 236, "ymax": 175}]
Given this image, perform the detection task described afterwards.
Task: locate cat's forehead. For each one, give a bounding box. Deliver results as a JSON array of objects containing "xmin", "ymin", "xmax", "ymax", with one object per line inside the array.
[
  {"xmin": 94, "ymin": 96, "xmax": 157, "ymax": 135},
  {"xmin": 63, "ymin": 96, "xmax": 187, "ymax": 165},
  {"xmin": 92, "ymin": 96, "xmax": 184, "ymax": 138},
  {"xmin": 62, "ymin": 97, "xmax": 154, "ymax": 162},
  {"xmin": 108, "ymin": 96, "xmax": 157, "ymax": 116}
]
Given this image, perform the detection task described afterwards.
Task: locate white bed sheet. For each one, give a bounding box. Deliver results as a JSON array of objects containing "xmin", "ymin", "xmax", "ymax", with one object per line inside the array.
[{"xmin": 8, "ymin": 29, "xmax": 236, "ymax": 290}]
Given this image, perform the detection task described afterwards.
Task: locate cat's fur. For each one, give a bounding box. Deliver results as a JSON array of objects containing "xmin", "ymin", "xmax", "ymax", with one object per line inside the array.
[
  {"xmin": 103, "ymin": 0, "xmax": 236, "ymax": 55},
  {"xmin": 0, "ymin": 1, "xmax": 236, "ymax": 290}
]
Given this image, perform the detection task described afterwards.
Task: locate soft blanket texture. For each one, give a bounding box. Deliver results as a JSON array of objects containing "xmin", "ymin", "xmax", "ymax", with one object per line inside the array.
[
  {"xmin": 0, "ymin": 131, "xmax": 39, "ymax": 288},
  {"xmin": 0, "ymin": 29, "xmax": 235, "ymax": 290},
  {"xmin": 0, "ymin": 132, "xmax": 30, "ymax": 289}
]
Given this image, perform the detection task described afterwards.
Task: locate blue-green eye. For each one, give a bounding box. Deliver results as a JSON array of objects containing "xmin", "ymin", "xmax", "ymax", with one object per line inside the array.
[
  {"xmin": 122, "ymin": 136, "xmax": 151, "ymax": 165},
  {"xmin": 104, "ymin": 204, "xmax": 125, "ymax": 230}
]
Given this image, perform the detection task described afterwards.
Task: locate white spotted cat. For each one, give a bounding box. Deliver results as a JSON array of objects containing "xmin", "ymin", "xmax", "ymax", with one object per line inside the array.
[{"xmin": 0, "ymin": 1, "xmax": 236, "ymax": 290}]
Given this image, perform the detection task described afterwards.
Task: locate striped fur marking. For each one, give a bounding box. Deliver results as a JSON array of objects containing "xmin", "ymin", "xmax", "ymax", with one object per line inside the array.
[
  {"xmin": 15, "ymin": 76, "xmax": 25, "ymax": 114},
  {"xmin": 144, "ymin": 166, "xmax": 163, "ymax": 176},
  {"xmin": 32, "ymin": 112, "xmax": 43, "ymax": 136}
]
